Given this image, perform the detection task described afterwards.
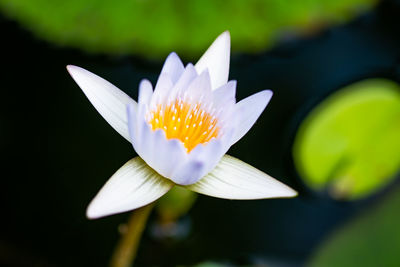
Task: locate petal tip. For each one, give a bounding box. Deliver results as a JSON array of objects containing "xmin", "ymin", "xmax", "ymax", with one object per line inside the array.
[
  {"xmin": 167, "ymin": 51, "xmax": 179, "ymax": 60},
  {"xmin": 86, "ymin": 202, "xmax": 102, "ymax": 220},
  {"xmin": 66, "ymin": 64, "xmax": 87, "ymax": 75},
  {"xmin": 139, "ymin": 79, "xmax": 153, "ymax": 90},
  {"xmin": 261, "ymin": 89, "xmax": 273, "ymax": 100},
  {"xmin": 219, "ymin": 30, "xmax": 231, "ymax": 42},
  {"xmin": 280, "ymin": 186, "xmax": 298, "ymax": 198},
  {"xmin": 185, "ymin": 155, "xmax": 298, "ymax": 200},
  {"xmin": 195, "ymin": 31, "xmax": 231, "ymax": 89},
  {"xmin": 214, "ymin": 31, "xmax": 230, "ymax": 45},
  {"xmin": 229, "ymin": 80, "xmax": 237, "ymax": 86},
  {"xmin": 66, "ymin": 64, "xmax": 79, "ymax": 75},
  {"xmin": 198, "ymin": 68, "xmax": 211, "ymax": 82}
]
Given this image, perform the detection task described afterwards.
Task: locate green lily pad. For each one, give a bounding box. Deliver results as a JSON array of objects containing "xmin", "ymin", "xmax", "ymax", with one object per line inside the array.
[
  {"xmin": 293, "ymin": 79, "xmax": 400, "ymax": 200},
  {"xmin": 308, "ymin": 185, "xmax": 400, "ymax": 267},
  {"xmin": 0, "ymin": 0, "xmax": 377, "ymax": 58}
]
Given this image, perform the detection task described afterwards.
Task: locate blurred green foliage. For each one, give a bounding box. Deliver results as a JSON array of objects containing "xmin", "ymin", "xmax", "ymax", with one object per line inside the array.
[
  {"xmin": 156, "ymin": 186, "xmax": 197, "ymax": 223},
  {"xmin": 191, "ymin": 262, "xmax": 226, "ymax": 267},
  {"xmin": 293, "ymin": 79, "xmax": 400, "ymax": 200},
  {"xmin": 0, "ymin": 0, "xmax": 377, "ymax": 58},
  {"xmin": 308, "ymin": 185, "xmax": 400, "ymax": 267}
]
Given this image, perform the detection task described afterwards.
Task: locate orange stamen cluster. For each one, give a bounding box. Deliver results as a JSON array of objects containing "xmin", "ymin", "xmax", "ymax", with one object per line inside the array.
[{"xmin": 147, "ymin": 99, "xmax": 219, "ymax": 152}]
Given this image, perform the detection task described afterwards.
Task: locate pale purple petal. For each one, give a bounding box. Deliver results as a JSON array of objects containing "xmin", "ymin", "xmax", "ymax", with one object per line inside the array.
[
  {"xmin": 134, "ymin": 119, "xmax": 154, "ymax": 162},
  {"xmin": 181, "ymin": 69, "xmax": 212, "ymax": 104},
  {"xmin": 212, "ymin": 80, "xmax": 236, "ymax": 107},
  {"xmin": 171, "ymin": 139, "xmax": 224, "ymax": 185},
  {"xmin": 144, "ymin": 130, "xmax": 188, "ymax": 179},
  {"xmin": 127, "ymin": 103, "xmax": 138, "ymax": 148},
  {"xmin": 211, "ymin": 81, "xmax": 237, "ymax": 126},
  {"xmin": 132, "ymin": 117, "xmax": 189, "ymax": 182},
  {"xmin": 170, "ymin": 160, "xmax": 205, "ymax": 185},
  {"xmin": 150, "ymin": 73, "xmax": 174, "ymax": 109},
  {"xmin": 230, "ymin": 90, "xmax": 273, "ymax": 145},
  {"xmin": 167, "ymin": 64, "xmax": 198, "ymax": 102},
  {"xmin": 158, "ymin": 52, "xmax": 185, "ymax": 84}
]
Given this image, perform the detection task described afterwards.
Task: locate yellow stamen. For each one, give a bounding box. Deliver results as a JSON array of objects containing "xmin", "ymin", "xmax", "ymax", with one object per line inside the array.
[{"xmin": 147, "ymin": 100, "xmax": 219, "ymax": 152}]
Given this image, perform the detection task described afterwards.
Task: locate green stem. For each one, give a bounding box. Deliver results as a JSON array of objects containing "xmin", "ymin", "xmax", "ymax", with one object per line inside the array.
[{"xmin": 110, "ymin": 204, "xmax": 154, "ymax": 267}]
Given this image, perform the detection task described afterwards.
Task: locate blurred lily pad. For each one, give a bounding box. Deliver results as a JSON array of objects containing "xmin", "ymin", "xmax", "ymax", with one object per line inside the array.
[
  {"xmin": 0, "ymin": 0, "xmax": 377, "ymax": 58},
  {"xmin": 293, "ymin": 79, "xmax": 400, "ymax": 200},
  {"xmin": 308, "ymin": 184, "xmax": 400, "ymax": 267}
]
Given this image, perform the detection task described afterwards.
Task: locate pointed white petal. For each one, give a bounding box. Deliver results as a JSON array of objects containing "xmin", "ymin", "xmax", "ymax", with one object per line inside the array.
[
  {"xmin": 138, "ymin": 79, "xmax": 153, "ymax": 106},
  {"xmin": 86, "ymin": 157, "xmax": 174, "ymax": 219},
  {"xmin": 231, "ymin": 90, "xmax": 273, "ymax": 145},
  {"xmin": 159, "ymin": 52, "xmax": 185, "ymax": 84},
  {"xmin": 184, "ymin": 154, "xmax": 297, "ymax": 199},
  {"xmin": 66, "ymin": 65, "xmax": 136, "ymax": 142},
  {"xmin": 195, "ymin": 31, "xmax": 230, "ymax": 90}
]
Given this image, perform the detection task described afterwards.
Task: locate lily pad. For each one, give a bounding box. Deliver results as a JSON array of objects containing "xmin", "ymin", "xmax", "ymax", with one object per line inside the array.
[
  {"xmin": 308, "ymin": 184, "xmax": 400, "ymax": 267},
  {"xmin": 0, "ymin": 0, "xmax": 377, "ymax": 58},
  {"xmin": 293, "ymin": 79, "xmax": 400, "ymax": 200}
]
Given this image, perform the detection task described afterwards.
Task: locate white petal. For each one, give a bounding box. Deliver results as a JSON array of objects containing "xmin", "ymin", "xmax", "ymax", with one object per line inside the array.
[
  {"xmin": 159, "ymin": 52, "xmax": 185, "ymax": 84},
  {"xmin": 86, "ymin": 157, "xmax": 174, "ymax": 219},
  {"xmin": 66, "ymin": 65, "xmax": 136, "ymax": 142},
  {"xmin": 231, "ymin": 90, "xmax": 273, "ymax": 145},
  {"xmin": 138, "ymin": 79, "xmax": 153, "ymax": 106},
  {"xmin": 195, "ymin": 31, "xmax": 230, "ymax": 90},
  {"xmin": 184, "ymin": 155, "xmax": 297, "ymax": 199}
]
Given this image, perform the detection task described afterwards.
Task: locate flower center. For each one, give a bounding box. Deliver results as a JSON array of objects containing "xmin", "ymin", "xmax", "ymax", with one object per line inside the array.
[{"xmin": 147, "ymin": 99, "xmax": 219, "ymax": 152}]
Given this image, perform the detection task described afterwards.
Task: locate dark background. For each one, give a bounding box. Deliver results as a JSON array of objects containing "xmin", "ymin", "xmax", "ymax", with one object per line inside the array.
[{"xmin": 1, "ymin": 0, "xmax": 400, "ymax": 266}]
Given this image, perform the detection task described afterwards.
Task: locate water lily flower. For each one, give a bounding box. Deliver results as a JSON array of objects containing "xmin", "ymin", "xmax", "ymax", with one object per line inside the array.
[{"xmin": 67, "ymin": 31, "xmax": 297, "ymax": 219}]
